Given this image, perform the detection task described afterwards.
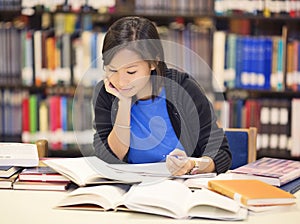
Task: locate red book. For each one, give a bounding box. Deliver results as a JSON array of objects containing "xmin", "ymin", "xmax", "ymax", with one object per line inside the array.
[
  {"xmin": 22, "ymin": 97, "xmax": 29, "ymax": 132},
  {"xmin": 22, "ymin": 97, "xmax": 30, "ymax": 143},
  {"xmin": 18, "ymin": 166, "xmax": 70, "ymax": 182},
  {"xmin": 49, "ymin": 95, "xmax": 62, "ymax": 149}
]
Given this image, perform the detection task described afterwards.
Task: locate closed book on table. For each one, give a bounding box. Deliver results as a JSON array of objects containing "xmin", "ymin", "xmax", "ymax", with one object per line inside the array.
[
  {"xmin": 13, "ymin": 178, "xmax": 70, "ymax": 191},
  {"xmin": 280, "ymin": 177, "xmax": 300, "ymax": 194},
  {"xmin": 208, "ymin": 179, "xmax": 296, "ymax": 206},
  {"xmin": 231, "ymin": 157, "xmax": 300, "ymax": 186},
  {"xmin": 18, "ymin": 166, "xmax": 69, "ymax": 182},
  {"xmin": 0, "ymin": 166, "xmax": 22, "ymax": 178},
  {"xmin": 0, "ymin": 173, "xmax": 19, "ymax": 189}
]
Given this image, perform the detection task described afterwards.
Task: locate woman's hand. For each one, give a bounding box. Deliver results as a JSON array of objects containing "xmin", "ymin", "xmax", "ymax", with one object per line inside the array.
[
  {"xmin": 189, "ymin": 156, "xmax": 215, "ymax": 174},
  {"xmin": 104, "ymin": 78, "xmax": 131, "ymax": 102},
  {"xmin": 166, "ymin": 149, "xmax": 194, "ymax": 176}
]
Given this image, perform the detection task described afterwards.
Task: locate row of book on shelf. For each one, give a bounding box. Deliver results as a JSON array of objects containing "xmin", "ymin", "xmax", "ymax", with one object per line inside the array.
[
  {"xmin": 0, "ymin": 0, "xmax": 213, "ymax": 14},
  {"xmin": 2, "ymin": 87, "xmax": 300, "ymax": 157},
  {"xmin": 0, "ymin": 19, "xmax": 212, "ymax": 88},
  {"xmin": 0, "ymin": 0, "xmax": 117, "ymax": 12},
  {"xmin": 134, "ymin": 0, "xmax": 213, "ymax": 13},
  {"xmin": 215, "ymin": 97, "xmax": 300, "ymax": 157},
  {"xmin": 213, "ymin": 29, "xmax": 300, "ymax": 92},
  {"xmin": 0, "ymin": 88, "xmax": 93, "ymax": 148},
  {"xmin": 215, "ymin": 0, "xmax": 300, "ymax": 17},
  {"xmin": 1, "ymin": 147, "xmax": 300, "ymax": 220}
]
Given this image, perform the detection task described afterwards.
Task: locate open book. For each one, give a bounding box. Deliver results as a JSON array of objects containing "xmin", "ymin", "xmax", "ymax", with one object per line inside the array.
[
  {"xmin": 56, "ymin": 180, "xmax": 247, "ymax": 220},
  {"xmin": 44, "ymin": 156, "xmax": 215, "ymax": 186},
  {"xmin": 43, "ymin": 156, "xmax": 170, "ymax": 186}
]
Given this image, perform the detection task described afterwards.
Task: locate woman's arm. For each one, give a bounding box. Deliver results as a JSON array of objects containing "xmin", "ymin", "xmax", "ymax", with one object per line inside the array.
[
  {"xmin": 107, "ymin": 99, "xmax": 132, "ymax": 160},
  {"xmin": 93, "ymin": 79, "xmax": 134, "ymax": 161},
  {"xmin": 170, "ymin": 74, "xmax": 232, "ymax": 174}
]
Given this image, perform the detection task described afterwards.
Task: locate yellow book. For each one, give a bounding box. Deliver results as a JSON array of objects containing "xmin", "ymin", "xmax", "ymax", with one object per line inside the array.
[{"xmin": 208, "ymin": 179, "xmax": 296, "ymax": 206}]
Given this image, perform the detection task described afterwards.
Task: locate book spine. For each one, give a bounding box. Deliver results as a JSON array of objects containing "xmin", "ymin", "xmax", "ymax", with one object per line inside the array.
[{"xmin": 212, "ymin": 31, "xmax": 226, "ymax": 91}]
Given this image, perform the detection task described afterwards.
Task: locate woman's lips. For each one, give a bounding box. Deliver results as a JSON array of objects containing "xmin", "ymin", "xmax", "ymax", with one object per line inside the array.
[{"xmin": 119, "ymin": 87, "xmax": 133, "ymax": 93}]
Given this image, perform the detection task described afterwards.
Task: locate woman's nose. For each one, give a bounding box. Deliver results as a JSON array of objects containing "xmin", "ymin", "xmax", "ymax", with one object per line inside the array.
[{"xmin": 118, "ymin": 71, "xmax": 130, "ymax": 87}]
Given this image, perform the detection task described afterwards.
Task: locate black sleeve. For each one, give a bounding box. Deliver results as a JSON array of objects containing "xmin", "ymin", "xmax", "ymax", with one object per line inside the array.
[
  {"xmin": 92, "ymin": 81, "xmax": 125, "ymax": 164},
  {"xmin": 180, "ymin": 77, "xmax": 232, "ymax": 174}
]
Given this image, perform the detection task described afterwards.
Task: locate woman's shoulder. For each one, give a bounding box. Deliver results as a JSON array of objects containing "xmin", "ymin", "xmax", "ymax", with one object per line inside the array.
[
  {"xmin": 165, "ymin": 68, "xmax": 189, "ymax": 83},
  {"xmin": 165, "ymin": 68, "xmax": 204, "ymax": 91}
]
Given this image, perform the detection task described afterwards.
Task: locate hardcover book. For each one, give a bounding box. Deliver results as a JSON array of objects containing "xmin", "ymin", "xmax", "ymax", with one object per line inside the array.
[
  {"xmin": 0, "ymin": 173, "xmax": 19, "ymax": 189},
  {"xmin": 208, "ymin": 179, "xmax": 296, "ymax": 206},
  {"xmin": 18, "ymin": 166, "xmax": 70, "ymax": 182},
  {"xmin": 13, "ymin": 178, "xmax": 70, "ymax": 191},
  {"xmin": 0, "ymin": 143, "xmax": 39, "ymax": 167},
  {"xmin": 0, "ymin": 166, "xmax": 22, "ymax": 178},
  {"xmin": 231, "ymin": 157, "xmax": 300, "ymax": 186}
]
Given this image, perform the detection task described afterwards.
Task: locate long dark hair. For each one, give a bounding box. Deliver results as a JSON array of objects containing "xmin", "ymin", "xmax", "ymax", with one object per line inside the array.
[{"xmin": 102, "ymin": 16, "xmax": 167, "ymax": 98}]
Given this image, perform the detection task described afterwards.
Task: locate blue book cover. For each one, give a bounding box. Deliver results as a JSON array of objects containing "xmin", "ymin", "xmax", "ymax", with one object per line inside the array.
[
  {"xmin": 240, "ymin": 36, "xmax": 252, "ymax": 89},
  {"xmin": 91, "ymin": 32, "xmax": 98, "ymax": 68},
  {"xmin": 277, "ymin": 38, "xmax": 284, "ymax": 91},
  {"xmin": 280, "ymin": 176, "xmax": 300, "ymax": 194},
  {"xmin": 60, "ymin": 96, "xmax": 68, "ymax": 132},
  {"xmin": 262, "ymin": 37, "xmax": 273, "ymax": 90},
  {"xmin": 60, "ymin": 96, "xmax": 68, "ymax": 150},
  {"xmin": 235, "ymin": 36, "xmax": 243, "ymax": 89},
  {"xmin": 235, "ymin": 99, "xmax": 244, "ymax": 128},
  {"xmin": 255, "ymin": 37, "xmax": 265, "ymax": 90}
]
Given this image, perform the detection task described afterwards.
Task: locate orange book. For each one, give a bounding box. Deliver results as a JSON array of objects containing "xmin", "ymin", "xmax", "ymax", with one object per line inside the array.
[{"xmin": 208, "ymin": 179, "xmax": 296, "ymax": 206}]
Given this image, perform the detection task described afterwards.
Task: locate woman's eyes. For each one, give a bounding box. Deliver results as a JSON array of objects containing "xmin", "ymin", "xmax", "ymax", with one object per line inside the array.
[
  {"xmin": 127, "ymin": 71, "xmax": 136, "ymax": 75},
  {"xmin": 108, "ymin": 69, "xmax": 117, "ymax": 74},
  {"xmin": 108, "ymin": 69, "xmax": 137, "ymax": 75}
]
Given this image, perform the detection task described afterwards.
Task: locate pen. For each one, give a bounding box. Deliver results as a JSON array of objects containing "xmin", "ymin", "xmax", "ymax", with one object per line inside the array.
[{"xmin": 163, "ymin": 155, "xmax": 210, "ymax": 163}]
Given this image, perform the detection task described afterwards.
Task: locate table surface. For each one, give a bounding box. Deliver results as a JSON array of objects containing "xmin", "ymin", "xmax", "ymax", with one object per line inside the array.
[{"xmin": 0, "ymin": 189, "xmax": 300, "ymax": 224}]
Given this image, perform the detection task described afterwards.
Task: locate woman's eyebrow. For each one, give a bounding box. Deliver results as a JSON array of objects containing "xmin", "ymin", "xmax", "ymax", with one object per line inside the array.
[
  {"xmin": 125, "ymin": 64, "xmax": 138, "ymax": 69},
  {"xmin": 108, "ymin": 63, "xmax": 138, "ymax": 70}
]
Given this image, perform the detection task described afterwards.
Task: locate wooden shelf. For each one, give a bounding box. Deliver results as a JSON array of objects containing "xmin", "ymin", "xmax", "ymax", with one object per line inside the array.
[
  {"xmin": 225, "ymin": 89, "xmax": 300, "ymax": 100},
  {"xmin": 257, "ymin": 149, "xmax": 300, "ymax": 161}
]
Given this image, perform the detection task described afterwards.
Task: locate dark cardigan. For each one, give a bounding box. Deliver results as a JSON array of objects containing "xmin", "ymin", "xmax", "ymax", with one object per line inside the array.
[{"xmin": 92, "ymin": 68, "xmax": 232, "ymax": 174}]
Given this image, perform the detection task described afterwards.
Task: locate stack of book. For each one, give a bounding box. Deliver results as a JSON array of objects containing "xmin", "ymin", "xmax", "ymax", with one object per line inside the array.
[
  {"xmin": 13, "ymin": 166, "xmax": 71, "ymax": 191},
  {"xmin": 230, "ymin": 157, "xmax": 300, "ymax": 193},
  {"xmin": 0, "ymin": 168, "xmax": 21, "ymax": 189},
  {"xmin": 0, "ymin": 143, "xmax": 40, "ymax": 189},
  {"xmin": 208, "ymin": 179, "xmax": 296, "ymax": 212}
]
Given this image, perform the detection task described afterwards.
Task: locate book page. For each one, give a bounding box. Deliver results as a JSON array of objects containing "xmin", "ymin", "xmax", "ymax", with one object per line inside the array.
[
  {"xmin": 44, "ymin": 157, "xmax": 168, "ymax": 186},
  {"xmin": 107, "ymin": 162, "xmax": 170, "ymax": 177},
  {"xmin": 124, "ymin": 180, "xmax": 192, "ymax": 219},
  {"xmin": 57, "ymin": 184, "xmax": 130, "ymax": 210},
  {"xmin": 187, "ymin": 189, "xmax": 247, "ymax": 220},
  {"xmin": 44, "ymin": 157, "xmax": 102, "ymax": 186},
  {"xmin": 107, "ymin": 162, "xmax": 216, "ymax": 179}
]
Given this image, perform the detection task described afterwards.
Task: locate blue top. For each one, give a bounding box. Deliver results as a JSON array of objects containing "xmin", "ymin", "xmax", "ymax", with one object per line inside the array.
[{"xmin": 128, "ymin": 88, "xmax": 184, "ymax": 163}]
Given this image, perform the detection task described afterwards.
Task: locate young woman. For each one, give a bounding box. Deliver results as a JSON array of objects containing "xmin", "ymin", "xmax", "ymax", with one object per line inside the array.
[{"xmin": 92, "ymin": 16, "xmax": 232, "ymax": 176}]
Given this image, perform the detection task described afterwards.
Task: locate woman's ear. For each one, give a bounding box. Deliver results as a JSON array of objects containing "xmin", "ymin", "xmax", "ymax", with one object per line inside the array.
[{"xmin": 150, "ymin": 63, "xmax": 156, "ymax": 70}]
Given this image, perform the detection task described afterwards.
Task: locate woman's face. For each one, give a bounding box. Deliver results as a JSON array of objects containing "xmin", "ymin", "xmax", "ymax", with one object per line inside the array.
[{"xmin": 105, "ymin": 49, "xmax": 154, "ymax": 99}]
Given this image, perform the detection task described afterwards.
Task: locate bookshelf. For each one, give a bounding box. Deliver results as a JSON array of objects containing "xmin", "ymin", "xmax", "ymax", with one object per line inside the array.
[
  {"xmin": 1, "ymin": 0, "xmax": 300, "ymax": 160},
  {"xmin": 212, "ymin": 1, "xmax": 300, "ymax": 161}
]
